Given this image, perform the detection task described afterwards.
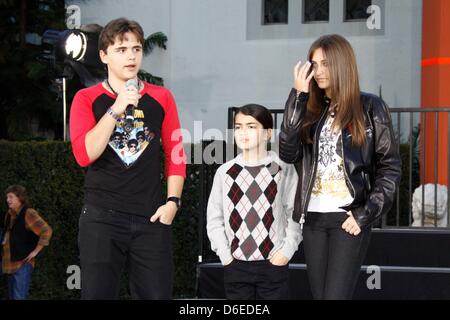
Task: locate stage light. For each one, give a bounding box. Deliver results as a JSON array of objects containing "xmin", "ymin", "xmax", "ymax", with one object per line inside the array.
[
  {"xmin": 40, "ymin": 29, "xmax": 102, "ymax": 68},
  {"xmin": 38, "ymin": 26, "xmax": 106, "ymax": 141},
  {"xmin": 64, "ymin": 31, "xmax": 87, "ymax": 61}
]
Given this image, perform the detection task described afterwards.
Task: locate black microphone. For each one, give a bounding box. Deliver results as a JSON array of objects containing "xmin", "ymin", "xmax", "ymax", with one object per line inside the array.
[{"xmin": 124, "ymin": 79, "xmax": 138, "ymax": 133}]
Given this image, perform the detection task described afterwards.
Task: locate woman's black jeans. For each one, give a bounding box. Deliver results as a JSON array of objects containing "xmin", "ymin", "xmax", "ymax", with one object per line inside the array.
[{"xmin": 303, "ymin": 211, "xmax": 372, "ymax": 300}]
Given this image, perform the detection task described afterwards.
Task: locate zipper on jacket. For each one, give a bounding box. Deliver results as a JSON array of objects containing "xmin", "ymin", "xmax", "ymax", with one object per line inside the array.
[
  {"xmin": 299, "ymin": 213, "xmax": 305, "ymax": 230},
  {"xmin": 340, "ymin": 132, "xmax": 356, "ymax": 199},
  {"xmin": 289, "ymin": 92, "xmax": 301, "ymax": 126},
  {"xmin": 302, "ymin": 105, "xmax": 330, "ymax": 217}
]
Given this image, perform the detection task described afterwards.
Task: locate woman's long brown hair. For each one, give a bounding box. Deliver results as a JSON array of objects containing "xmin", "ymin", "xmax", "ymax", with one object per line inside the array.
[{"xmin": 301, "ymin": 34, "xmax": 366, "ymax": 147}]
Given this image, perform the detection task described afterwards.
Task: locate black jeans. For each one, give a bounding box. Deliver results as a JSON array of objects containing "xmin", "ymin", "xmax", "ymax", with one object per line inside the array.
[
  {"xmin": 78, "ymin": 203, "xmax": 173, "ymax": 300},
  {"xmin": 224, "ymin": 260, "xmax": 289, "ymax": 300},
  {"xmin": 303, "ymin": 212, "xmax": 372, "ymax": 300}
]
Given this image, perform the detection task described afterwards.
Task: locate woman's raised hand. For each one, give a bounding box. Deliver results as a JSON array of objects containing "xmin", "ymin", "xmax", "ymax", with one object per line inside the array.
[{"xmin": 293, "ymin": 60, "xmax": 315, "ymax": 93}]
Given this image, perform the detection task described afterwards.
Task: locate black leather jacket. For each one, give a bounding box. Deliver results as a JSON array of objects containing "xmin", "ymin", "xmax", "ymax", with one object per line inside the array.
[{"xmin": 279, "ymin": 89, "xmax": 401, "ymax": 228}]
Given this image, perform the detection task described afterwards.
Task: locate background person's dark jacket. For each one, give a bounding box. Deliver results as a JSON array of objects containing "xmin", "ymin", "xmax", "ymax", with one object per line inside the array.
[{"xmin": 2, "ymin": 206, "xmax": 39, "ymax": 262}]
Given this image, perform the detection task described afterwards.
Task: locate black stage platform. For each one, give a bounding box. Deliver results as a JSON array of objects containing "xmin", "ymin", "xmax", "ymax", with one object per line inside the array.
[{"xmin": 198, "ymin": 229, "xmax": 450, "ymax": 299}]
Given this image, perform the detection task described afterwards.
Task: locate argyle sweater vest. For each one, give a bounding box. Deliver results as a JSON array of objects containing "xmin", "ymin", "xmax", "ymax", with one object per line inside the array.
[{"xmin": 207, "ymin": 151, "xmax": 302, "ymax": 264}]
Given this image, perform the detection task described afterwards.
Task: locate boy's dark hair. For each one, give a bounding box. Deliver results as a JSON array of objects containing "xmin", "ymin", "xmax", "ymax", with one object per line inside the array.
[
  {"xmin": 98, "ymin": 17, "xmax": 144, "ymax": 52},
  {"xmin": 234, "ymin": 104, "xmax": 273, "ymax": 129},
  {"xmin": 5, "ymin": 185, "xmax": 29, "ymax": 207}
]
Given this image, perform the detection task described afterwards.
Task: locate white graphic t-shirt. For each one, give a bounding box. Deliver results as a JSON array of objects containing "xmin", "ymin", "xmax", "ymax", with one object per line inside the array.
[{"xmin": 307, "ymin": 115, "xmax": 354, "ymax": 212}]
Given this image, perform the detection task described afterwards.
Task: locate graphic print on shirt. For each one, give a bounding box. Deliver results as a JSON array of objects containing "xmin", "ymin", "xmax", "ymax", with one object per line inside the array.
[
  {"xmin": 108, "ymin": 108, "xmax": 155, "ymax": 167},
  {"xmin": 311, "ymin": 115, "xmax": 350, "ymax": 199},
  {"xmin": 225, "ymin": 162, "xmax": 281, "ymax": 260}
]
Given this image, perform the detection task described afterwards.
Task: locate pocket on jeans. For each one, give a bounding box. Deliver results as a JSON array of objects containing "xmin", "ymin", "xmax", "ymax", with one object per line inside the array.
[
  {"xmin": 157, "ymin": 220, "xmax": 172, "ymax": 228},
  {"xmin": 79, "ymin": 204, "xmax": 105, "ymax": 222},
  {"xmin": 269, "ymin": 261, "xmax": 289, "ymax": 268},
  {"xmin": 224, "ymin": 259, "xmax": 236, "ymax": 268},
  {"xmin": 80, "ymin": 205, "xmax": 88, "ymax": 215},
  {"xmin": 79, "ymin": 205, "xmax": 89, "ymax": 224}
]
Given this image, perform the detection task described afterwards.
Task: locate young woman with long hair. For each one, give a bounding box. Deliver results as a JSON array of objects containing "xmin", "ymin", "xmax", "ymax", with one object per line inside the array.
[{"xmin": 279, "ymin": 34, "xmax": 401, "ymax": 299}]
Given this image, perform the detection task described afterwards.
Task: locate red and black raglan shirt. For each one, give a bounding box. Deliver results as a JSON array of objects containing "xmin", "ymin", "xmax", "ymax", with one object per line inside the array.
[{"xmin": 70, "ymin": 82, "xmax": 186, "ymax": 217}]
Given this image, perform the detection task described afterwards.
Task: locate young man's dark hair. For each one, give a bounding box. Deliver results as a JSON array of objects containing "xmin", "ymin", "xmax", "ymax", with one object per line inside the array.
[
  {"xmin": 98, "ymin": 17, "xmax": 144, "ymax": 52},
  {"xmin": 70, "ymin": 17, "xmax": 186, "ymax": 300}
]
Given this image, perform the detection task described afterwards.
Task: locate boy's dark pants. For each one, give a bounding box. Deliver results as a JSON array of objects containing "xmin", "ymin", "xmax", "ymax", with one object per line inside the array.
[
  {"xmin": 224, "ymin": 259, "xmax": 290, "ymax": 300},
  {"xmin": 78, "ymin": 203, "xmax": 173, "ymax": 300}
]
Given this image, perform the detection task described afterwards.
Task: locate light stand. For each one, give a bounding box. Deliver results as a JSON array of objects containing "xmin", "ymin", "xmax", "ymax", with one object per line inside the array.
[
  {"xmin": 62, "ymin": 77, "xmax": 67, "ymax": 141},
  {"xmin": 54, "ymin": 76, "xmax": 68, "ymax": 141}
]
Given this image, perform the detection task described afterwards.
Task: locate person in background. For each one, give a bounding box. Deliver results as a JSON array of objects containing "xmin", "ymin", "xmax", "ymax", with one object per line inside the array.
[{"xmin": 1, "ymin": 185, "xmax": 53, "ymax": 300}]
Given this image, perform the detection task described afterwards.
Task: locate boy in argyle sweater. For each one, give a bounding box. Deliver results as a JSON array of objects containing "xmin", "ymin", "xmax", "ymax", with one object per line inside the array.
[{"xmin": 207, "ymin": 104, "xmax": 302, "ymax": 300}]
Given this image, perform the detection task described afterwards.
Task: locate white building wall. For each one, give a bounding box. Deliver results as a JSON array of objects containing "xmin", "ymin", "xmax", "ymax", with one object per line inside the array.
[{"xmin": 67, "ymin": 0, "xmax": 422, "ymax": 142}]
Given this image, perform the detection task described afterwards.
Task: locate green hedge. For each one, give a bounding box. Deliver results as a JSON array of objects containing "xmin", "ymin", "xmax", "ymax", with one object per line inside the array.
[
  {"xmin": 384, "ymin": 142, "xmax": 420, "ymax": 227},
  {"xmin": 0, "ymin": 140, "xmax": 200, "ymax": 299}
]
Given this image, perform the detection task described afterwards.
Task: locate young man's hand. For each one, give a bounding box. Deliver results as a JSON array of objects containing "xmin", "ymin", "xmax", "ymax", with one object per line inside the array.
[
  {"xmin": 111, "ymin": 84, "xmax": 141, "ymax": 115},
  {"xmin": 150, "ymin": 201, "xmax": 178, "ymax": 225}
]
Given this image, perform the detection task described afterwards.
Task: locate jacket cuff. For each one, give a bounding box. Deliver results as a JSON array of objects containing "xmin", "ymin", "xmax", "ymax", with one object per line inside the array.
[
  {"xmin": 217, "ymin": 249, "xmax": 233, "ymax": 266},
  {"xmin": 279, "ymin": 242, "xmax": 298, "ymax": 261},
  {"xmin": 291, "ymin": 88, "xmax": 309, "ymax": 101},
  {"xmin": 353, "ymin": 206, "xmax": 375, "ymax": 229}
]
